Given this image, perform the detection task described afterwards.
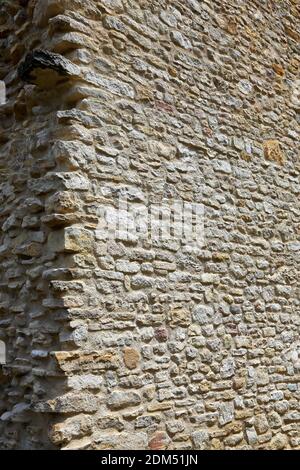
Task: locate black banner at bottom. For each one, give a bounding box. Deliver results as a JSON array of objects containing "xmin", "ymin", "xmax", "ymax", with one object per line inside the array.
[{"xmin": 0, "ymin": 449, "xmax": 298, "ymax": 467}]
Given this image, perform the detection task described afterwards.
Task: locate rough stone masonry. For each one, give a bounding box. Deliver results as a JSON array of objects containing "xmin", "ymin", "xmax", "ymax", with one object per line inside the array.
[{"xmin": 0, "ymin": 0, "xmax": 299, "ymax": 450}]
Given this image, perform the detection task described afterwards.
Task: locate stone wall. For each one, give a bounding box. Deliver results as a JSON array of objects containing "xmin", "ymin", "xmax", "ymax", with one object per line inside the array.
[{"xmin": 0, "ymin": 0, "xmax": 299, "ymax": 450}]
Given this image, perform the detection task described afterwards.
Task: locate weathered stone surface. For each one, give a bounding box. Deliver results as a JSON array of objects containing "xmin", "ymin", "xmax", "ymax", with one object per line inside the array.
[
  {"xmin": 51, "ymin": 227, "xmax": 94, "ymax": 254},
  {"xmin": 191, "ymin": 430, "xmax": 210, "ymax": 450},
  {"xmin": 67, "ymin": 374, "xmax": 102, "ymax": 391},
  {"xmin": 54, "ymin": 350, "xmax": 119, "ymax": 372},
  {"xmin": 18, "ymin": 50, "xmax": 80, "ymax": 86},
  {"xmin": 245, "ymin": 428, "xmax": 258, "ymax": 446},
  {"xmin": 192, "ymin": 305, "xmax": 214, "ymax": 325},
  {"xmin": 123, "ymin": 347, "xmax": 140, "ymax": 370},
  {"xmin": 218, "ymin": 402, "xmax": 234, "ymax": 426},
  {"xmin": 107, "ymin": 391, "xmax": 142, "ymax": 410},
  {"xmin": 34, "ymin": 394, "xmax": 102, "ymax": 414},
  {"xmin": 263, "ymin": 140, "xmax": 285, "ymax": 165},
  {"xmin": 50, "ymin": 415, "xmax": 93, "ymax": 445},
  {"xmin": 148, "ymin": 431, "xmax": 169, "ymax": 450},
  {"xmin": 93, "ymin": 432, "xmax": 147, "ymax": 450},
  {"xmin": 0, "ymin": 0, "xmax": 299, "ymax": 452},
  {"xmin": 268, "ymin": 433, "xmax": 288, "ymax": 450},
  {"xmin": 255, "ymin": 414, "xmax": 269, "ymax": 435}
]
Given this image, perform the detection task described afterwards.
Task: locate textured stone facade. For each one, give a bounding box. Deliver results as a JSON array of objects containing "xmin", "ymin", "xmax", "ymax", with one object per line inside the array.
[{"xmin": 0, "ymin": 0, "xmax": 300, "ymax": 450}]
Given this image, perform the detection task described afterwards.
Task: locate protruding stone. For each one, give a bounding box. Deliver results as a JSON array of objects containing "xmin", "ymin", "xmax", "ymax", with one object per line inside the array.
[
  {"xmin": 18, "ymin": 50, "xmax": 80, "ymax": 88},
  {"xmin": 53, "ymin": 350, "xmax": 119, "ymax": 373}
]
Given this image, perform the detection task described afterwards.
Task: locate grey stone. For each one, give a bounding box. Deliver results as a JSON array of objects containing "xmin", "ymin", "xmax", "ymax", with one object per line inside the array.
[
  {"xmin": 170, "ymin": 31, "xmax": 192, "ymax": 49},
  {"xmin": 218, "ymin": 402, "xmax": 234, "ymax": 426},
  {"xmin": 191, "ymin": 430, "xmax": 209, "ymax": 450},
  {"xmin": 192, "ymin": 305, "xmax": 214, "ymax": 325},
  {"xmin": 107, "ymin": 391, "xmax": 141, "ymax": 410}
]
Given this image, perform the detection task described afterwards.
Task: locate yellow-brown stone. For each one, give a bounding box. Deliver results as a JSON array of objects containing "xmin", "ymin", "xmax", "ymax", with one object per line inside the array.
[
  {"xmin": 123, "ymin": 347, "xmax": 140, "ymax": 369},
  {"xmin": 263, "ymin": 140, "xmax": 285, "ymax": 165}
]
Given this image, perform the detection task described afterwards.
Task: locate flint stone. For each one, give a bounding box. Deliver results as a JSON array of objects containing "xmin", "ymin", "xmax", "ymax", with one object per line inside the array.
[{"xmin": 107, "ymin": 391, "xmax": 142, "ymax": 410}]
